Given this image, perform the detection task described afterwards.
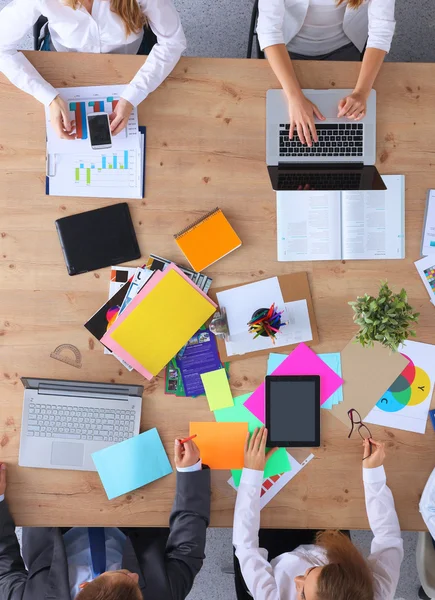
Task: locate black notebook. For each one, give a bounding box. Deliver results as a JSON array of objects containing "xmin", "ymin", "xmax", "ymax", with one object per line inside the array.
[{"xmin": 55, "ymin": 203, "xmax": 140, "ymax": 275}]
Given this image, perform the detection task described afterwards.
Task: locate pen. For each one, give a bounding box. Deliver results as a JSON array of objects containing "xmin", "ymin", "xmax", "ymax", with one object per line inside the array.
[{"xmin": 179, "ymin": 434, "xmax": 197, "ymax": 444}]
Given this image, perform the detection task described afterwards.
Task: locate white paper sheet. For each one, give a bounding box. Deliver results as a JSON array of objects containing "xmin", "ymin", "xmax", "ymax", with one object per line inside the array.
[
  {"xmin": 365, "ymin": 340, "xmax": 435, "ymax": 434},
  {"xmin": 228, "ymin": 453, "xmax": 314, "ymax": 510},
  {"xmin": 422, "ymin": 190, "xmax": 435, "ymax": 256}
]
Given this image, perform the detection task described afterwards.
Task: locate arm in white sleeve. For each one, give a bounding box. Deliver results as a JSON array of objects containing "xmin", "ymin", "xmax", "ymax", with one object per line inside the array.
[
  {"xmin": 367, "ymin": 0, "xmax": 396, "ymax": 53},
  {"xmin": 176, "ymin": 460, "xmax": 202, "ymax": 473},
  {"xmin": 0, "ymin": 0, "xmax": 58, "ymax": 106},
  {"xmin": 257, "ymin": 0, "xmax": 286, "ymax": 51},
  {"xmin": 363, "ymin": 466, "xmax": 404, "ymax": 600},
  {"xmin": 121, "ymin": 0, "xmax": 186, "ymax": 107},
  {"xmin": 232, "ymin": 468, "xmax": 280, "ymax": 600},
  {"xmin": 419, "ymin": 467, "xmax": 435, "ymax": 539}
]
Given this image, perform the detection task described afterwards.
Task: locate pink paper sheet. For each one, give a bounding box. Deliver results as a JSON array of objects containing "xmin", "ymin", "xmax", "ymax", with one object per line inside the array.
[
  {"xmin": 244, "ymin": 343, "xmax": 344, "ymax": 423},
  {"xmin": 101, "ymin": 263, "xmax": 216, "ymax": 380}
]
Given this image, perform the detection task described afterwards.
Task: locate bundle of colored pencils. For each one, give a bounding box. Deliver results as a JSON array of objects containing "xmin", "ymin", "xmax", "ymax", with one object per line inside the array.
[{"xmin": 247, "ymin": 304, "xmax": 286, "ymax": 343}]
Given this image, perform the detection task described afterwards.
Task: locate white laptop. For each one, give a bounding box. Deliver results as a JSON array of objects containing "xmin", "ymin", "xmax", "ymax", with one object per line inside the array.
[
  {"xmin": 19, "ymin": 377, "xmax": 143, "ymax": 471},
  {"xmin": 266, "ymin": 88, "xmax": 385, "ymax": 191}
]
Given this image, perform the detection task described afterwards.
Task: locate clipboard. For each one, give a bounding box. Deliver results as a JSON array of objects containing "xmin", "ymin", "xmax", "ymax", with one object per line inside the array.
[{"xmin": 209, "ymin": 272, "xmax": 319, "ymax": 363}]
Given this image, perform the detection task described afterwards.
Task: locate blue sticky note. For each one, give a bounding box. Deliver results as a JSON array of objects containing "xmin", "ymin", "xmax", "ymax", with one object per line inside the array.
[
  {"xmin": 267, "ymin": 352, "xmax": 343, "ymax": 410},
  {"xmin": 92, "ymin": 428, "xmax": 173, "ymax": 500}
]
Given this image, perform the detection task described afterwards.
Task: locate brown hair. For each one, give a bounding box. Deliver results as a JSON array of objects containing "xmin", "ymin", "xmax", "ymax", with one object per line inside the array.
[
  {"xmin": 336, "ymin": 0, "xmax": 364, "ymax": 8},
  {"xmin": 315, "ymin": 531, "xmax": 374, "ymax": 600},
  {"xmin": 64, "ymin": 0, "xmax": 146, "ymax": 36},
  {"xmin": 75, "ymin": 575, "xmax": 142, "ymax": 600}
]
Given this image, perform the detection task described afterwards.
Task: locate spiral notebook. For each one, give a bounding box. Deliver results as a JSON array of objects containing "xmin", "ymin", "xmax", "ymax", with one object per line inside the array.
[{"xmin": 174, "ymin": 208, "xmax": 242, "ymax": 271}]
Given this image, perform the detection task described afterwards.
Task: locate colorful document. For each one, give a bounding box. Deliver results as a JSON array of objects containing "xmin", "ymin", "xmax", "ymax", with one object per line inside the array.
[
  {"xmin": 189, "ymin": 422, "xmax": 248, "ymax": 469},
  {"xmin": 102, "ymin": 264, "xmax": 216, "ymax": 379},
  {"xmin": 244, "ymin": 342, "xmax": 344, "ymax": 423},
  {"xmin": 201, "ymin": 369, "xmax": 234, "ymax": 411},
  {"xmin": 267, "ymin": 352, "xmax": 343, "ymax": 410},
  {"xmin": 92, "ymin": 428, "xmax": 173, "ymax": 500},
  {"xmin": 214, "ymin": 393, "xmax": 291, "ymax": 486}
]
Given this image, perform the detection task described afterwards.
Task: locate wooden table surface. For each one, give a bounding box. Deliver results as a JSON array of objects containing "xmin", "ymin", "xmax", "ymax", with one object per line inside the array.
[{"xmin": 1, "ymin": 52, "xmax": 434, "ymax": 529}]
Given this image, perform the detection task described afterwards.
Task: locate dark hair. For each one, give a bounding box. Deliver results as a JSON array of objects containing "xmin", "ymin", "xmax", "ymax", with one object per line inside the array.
[
  {"xmin": 315, "ymin": 531, "xmax": 374, "ymax": 600},
  {"xmin": 75, "ymin": 574, "xmax": 142, "ymax": 600}
]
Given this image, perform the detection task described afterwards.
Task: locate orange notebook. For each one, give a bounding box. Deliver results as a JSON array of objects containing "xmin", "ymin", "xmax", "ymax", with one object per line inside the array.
[{"xmin": 174, "ymin": 208, "xmax": 241, "ymax": 271}]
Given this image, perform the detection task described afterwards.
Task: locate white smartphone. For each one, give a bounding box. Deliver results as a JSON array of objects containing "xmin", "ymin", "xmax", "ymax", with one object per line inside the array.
[{"xmin": 87, "ymin": 112, "xmax": 112, "ymax": 150}]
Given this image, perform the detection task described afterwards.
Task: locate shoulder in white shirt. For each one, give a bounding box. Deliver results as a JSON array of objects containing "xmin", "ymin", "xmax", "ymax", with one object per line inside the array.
[{"xmin": 0, "ymin": 0, "xmax": 186, "ymax": 107}]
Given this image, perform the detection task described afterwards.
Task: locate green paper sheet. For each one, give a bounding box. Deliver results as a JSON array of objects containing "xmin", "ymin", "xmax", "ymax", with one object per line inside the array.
[
  {"xmin": 214, "ymin": 393, "xmax": 290, "ymax": 486},
  {"xmin": 201, "ymin": 368, "xmax": 234, "ymax": 411}
]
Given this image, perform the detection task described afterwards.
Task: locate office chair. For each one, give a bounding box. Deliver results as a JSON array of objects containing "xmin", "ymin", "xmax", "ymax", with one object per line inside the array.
[
  {"xmin": 247, "ymin": 0, "xmax": 264, "ymax": 59},
  {"xmin": 33, "ymin": 16, "xmax": 157, "ymax": 54}
]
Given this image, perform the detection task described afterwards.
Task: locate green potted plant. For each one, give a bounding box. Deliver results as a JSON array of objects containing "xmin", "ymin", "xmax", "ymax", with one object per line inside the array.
[{"xmin": 349, "ymin": 282, "xmax": 419, "ymax": 352}]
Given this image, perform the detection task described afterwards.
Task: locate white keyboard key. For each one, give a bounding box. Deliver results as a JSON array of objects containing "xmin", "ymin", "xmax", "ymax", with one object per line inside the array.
[
  {"xmin": 55, "ymin": 433, "xmax": 81, "ymax": 440},
  {"xmin": 28, "ymin": 425, "xmax": 40, "ymax": 431},
  {"xmin": 93, "ymin": 435, "xmax": 104, "ymax": 441},
  {"xmin": 28, "ymin": 419, "xmax": 38, "ymax": 426},
  {"xmin": 27, "ymin": 431, "xmax": 34, "ymax": 436}
]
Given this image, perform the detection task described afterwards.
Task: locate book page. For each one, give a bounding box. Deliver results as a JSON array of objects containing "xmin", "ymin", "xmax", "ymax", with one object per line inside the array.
[
  {"xmin": 276, "ymin": 191, "xmax": 342, "ymax": 261},
  {"xmin": 341, "ymin": 175, "xmax": 405, "ymax": 260}
]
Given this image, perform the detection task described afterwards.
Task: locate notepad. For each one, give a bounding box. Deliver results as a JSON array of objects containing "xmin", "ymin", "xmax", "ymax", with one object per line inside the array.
[
  {"xmin": 102, "ymin": 264, "xmax": 217, "ymax": 379},
  {"xmin": 201, "ymin": 369, "xmax": 234, "ymax": 411},
  {"xmin": 92, "ymin": 428, "xmax": 173, "ymax": 500},
  {"xmin": 174, "ymin": 208, "xmax": 242, "ymax": 272},
  {"xmin": 190, "ymin": 422, "xmax": 247, "ymax": 469}
]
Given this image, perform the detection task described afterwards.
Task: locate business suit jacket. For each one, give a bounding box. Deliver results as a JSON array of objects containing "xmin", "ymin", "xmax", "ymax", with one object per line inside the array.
[{"xmin": 0, "ymin": 468, "xmax": 211, "ymax": 600}]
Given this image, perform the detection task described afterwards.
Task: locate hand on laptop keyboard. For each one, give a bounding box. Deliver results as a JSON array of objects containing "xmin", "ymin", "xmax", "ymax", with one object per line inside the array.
[
  {"xmin": 338, "ymin": 91, "xmax": 367, "ymax": 121},
  {"xmin": 287, "ymin": 92, "xmax": 326, "ymax": 147}
]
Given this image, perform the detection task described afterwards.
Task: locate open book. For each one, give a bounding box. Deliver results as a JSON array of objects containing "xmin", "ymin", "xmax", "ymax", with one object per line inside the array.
[{"xmin": 277, "ymin": 175, "xmax": 405, "ymax": 261}]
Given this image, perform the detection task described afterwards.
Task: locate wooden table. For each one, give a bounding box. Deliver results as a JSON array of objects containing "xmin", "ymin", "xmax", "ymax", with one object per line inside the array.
[{"xmin": 1, "ymin": 53, "xmax": 435, "ymax": 529}]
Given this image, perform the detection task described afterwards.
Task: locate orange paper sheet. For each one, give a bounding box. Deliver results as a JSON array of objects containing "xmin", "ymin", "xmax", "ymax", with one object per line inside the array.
[{"xmin": 189, "ymin": 422, "xmax": 248, "ymax": 470}]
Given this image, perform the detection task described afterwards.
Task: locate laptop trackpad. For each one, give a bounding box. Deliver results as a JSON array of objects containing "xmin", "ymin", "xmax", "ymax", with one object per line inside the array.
[{"xmin": 51, "ymin": 442, "xmax": 84, "ymax": 467}]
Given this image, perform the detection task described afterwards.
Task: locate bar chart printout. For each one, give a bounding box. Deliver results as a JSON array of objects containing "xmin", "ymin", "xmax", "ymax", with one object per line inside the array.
[{"xmin": 74, "ymin": 150, "xmax": 135, "ymax": 188}]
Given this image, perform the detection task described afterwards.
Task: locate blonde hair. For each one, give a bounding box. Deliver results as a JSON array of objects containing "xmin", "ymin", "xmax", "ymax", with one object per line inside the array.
[
  {"xmin": 315, "ymin": 531, "xmax": 374, "ymax": 600},
  {"xmin": 336, "ymin": 0, "xmax": 364, "ymax": 7},
  {"xmin": 64, "ymin": 0, "xmax": 146, "ymax": 36}
]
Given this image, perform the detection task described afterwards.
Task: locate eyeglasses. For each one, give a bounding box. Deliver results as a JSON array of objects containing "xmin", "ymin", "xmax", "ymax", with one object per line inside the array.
[{"xmin": 347, "ymin": 409, "xmax": 372, "ymax": 458}]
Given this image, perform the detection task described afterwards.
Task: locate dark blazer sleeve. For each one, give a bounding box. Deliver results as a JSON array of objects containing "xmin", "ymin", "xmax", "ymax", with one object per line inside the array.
[
  {"xmin": 165, "ymin": 467, "xmax": 211, "ymax": 600},
  {"xmin": 0, "ymin": 500, "xmax": 27, "ymax": 600}
]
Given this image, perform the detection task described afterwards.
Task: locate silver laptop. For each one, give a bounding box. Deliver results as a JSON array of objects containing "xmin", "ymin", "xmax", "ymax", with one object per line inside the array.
[
  {"xmin": 266, "ymin": 88, "xmax": 385, "ymax": 191},
  {"xmin": 19, "ymin": 377, "xmax": 143, "ymax": 471}
]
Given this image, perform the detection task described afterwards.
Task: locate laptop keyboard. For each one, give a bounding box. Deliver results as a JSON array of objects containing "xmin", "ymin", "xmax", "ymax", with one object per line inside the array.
[
  {"xmin": 277, "ymin": 171, "xmax": 362, "ymax": 191},
  {"xmin": 279, "ymin": 123, "xmax": 364, "ymax": 158},
  {"xmin": 26, "ymin": 403, "xmax": 136, "ymax": 443}
]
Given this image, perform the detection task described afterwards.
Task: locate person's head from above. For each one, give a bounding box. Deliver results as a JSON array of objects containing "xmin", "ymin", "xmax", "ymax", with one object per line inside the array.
[
  {"xmin": 64, "ymin": 0, "xmax": 146, "ymax": 35},
  {"xmin": 75, "ymin": 569, "xmax": 142, "ymax": 600},
  {"xmin": 294, "ymin": 531, "xmax": 374, "ymax": 600}
]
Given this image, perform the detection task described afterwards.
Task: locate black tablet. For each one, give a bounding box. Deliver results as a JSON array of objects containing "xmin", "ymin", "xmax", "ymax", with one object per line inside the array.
[
  {"xmin": 55, "ymin": 203, "xmax": 140, "ymax": 276},
  {"xmin": 266, "ymin": 375, "xmax": 320, "ymax": 447}
]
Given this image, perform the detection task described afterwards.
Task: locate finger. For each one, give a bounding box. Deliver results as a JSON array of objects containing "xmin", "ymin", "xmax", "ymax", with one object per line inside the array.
[
  {"xmin": 61, "ymin": 109, "xmax": 71, "ymax": 132},
  {"xmin": 369, "ymin": 438, "xmax": 382, "ymax": 448},
  {"xmin": 338, "ymin": 98, "xmax": 352, "ymax": 117},
  {"xmin": 111, "ymin": 118, "xmax": 127, "ymax": 136},
  {"xmin": 296, "ymin": 123, "xmax": 306, "ymax": 145},
  {"xmin": 248, "ymin": 428, "xmax": 260, "ymax": 452},
  {"xmin": 110, "ymin": 114, "xmax": 123, "ymax": 133},
  {"xmin": 183, "ymin": 440, "xmax": 196, "ymax": 457},
  {"xmin": 244, "ymin": 431, "xmax": 250, "ymax": 453},
  {"xmin": 312, "ymin": 103, "xmax": 325, "ymax": 121},
  {"xmin": 174, "ymin": 438, "xmax": 182, "ymax": 461},
  {"xmin": 259, "ymin": 428, "xmax": 268, "ymax": 454},
  {"xmin": 253, "ymin": 427, "xmax": 265, "ymax": 453},
  {"xmin": 304, "ymin": 184, "xmax": 310, "ymax": 190},
  {"xmin": 302, "ymin": 122, "xmax": 312, "ymax": 147},
  {"xmin": 289, "ymin": 121, "xmax": 295, "ymax": 141},
  {"xmin": 265, "ymin": 447, "xmax": 279, "ymax": 461},
  {"xmin": 355, "ymin": 110, "xmax": 366, "ymax": 121},
  {"xmin": 298, "ymin": 185, "xmax": 303, "ymax": 190},
  {"xmin": 308, "ymin": 119, "xmax": 318, "ymax": 144},
  {"xmin": 347, "ymin": 106, "xmax": 363, "ymax": 120}
]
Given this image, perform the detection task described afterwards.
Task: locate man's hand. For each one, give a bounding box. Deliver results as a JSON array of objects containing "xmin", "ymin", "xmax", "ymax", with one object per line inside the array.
[
  {"xmin": 49, "ymin": 95, "xmax": 76, "ymax": 139},
  {"xmin": 0, "ymin": 463, "xmax": 6, "ymax": 496},
  {"xmin": 363, "ymin": 438, "xmax": 385, "ymax": 468},
  {"xmin": 244, "ymin": 427, "xmax": 278, "ymax": 472},
  {"xmin": 338, "ymin": 90, "xmax": 368, "ymax": 121},
  {"xmin": 174, "ymin": 439, "xmax": 200, "ymax": 468},
  {"xmin": 109, "ymin": 98, "xmax": 134, "ymax": 136}
]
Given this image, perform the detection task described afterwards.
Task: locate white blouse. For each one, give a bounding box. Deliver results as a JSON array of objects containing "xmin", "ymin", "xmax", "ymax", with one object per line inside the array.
[
  {"xmin": 287, "ymin": 0, "xmax": 351, "ymax": 56},
  {"xmin": 233, "ymin": 466, "xmax": 404, "ymax": 600},
  {"xmin": 0, "ymin": 0, "xmax": 187, "ymax": 107}
]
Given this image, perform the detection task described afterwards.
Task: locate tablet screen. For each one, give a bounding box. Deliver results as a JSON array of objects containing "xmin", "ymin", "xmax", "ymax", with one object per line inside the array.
[{"xmin": 267, "ymin": 378, "xmax": 319, "ymax": 445}]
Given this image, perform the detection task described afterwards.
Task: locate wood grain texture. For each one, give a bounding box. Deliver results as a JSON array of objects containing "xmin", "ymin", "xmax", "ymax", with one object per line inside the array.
[{"xmin": 0, "ymin": 53, "xmax": 434, "ymax": 528}]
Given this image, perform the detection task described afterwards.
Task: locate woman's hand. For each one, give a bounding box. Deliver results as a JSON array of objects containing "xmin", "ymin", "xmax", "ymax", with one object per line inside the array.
[
  {"xmin": 49, "ymin": 95, "xmax": 76, "ymax": 139},
  {"xmin": 244, "ymin": 427, "xmax": 278, "ymax": 471},
  {"xmin": 110, "ymin": 98, "xmax": 133, "ymax": 136},
  {"xmin": 363, "ymin": 438, "xmax": 385, "ymax": 468},
  {"xmin": 337, "ymin": 91, "xmax": 368, "ymax": 121},
  {"xmin": 174, "ymin": 438, "xmax": 200, "ymax": 469},
  {"xmin": 0, "ymin": 463, "xmax": 6, "ymax": 496},
  {"xmin": 288, "ymin": 93, "xmax": 326, "ymax": 147}
]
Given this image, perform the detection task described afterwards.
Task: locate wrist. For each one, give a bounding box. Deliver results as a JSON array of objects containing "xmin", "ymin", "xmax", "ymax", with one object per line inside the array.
[
  {"xmin": 353, "ymin": 86, "xmax": 370, "ymax": 99},
  {"xmin": 50, "ymin": 95, "xmax": 60, "ymax": 106}
]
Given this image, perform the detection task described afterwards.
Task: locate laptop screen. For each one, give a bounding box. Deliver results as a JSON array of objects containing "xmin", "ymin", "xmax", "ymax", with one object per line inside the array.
[{"xmin": 269, "ymin": 165, "xmax": 386, "ymax": 192}]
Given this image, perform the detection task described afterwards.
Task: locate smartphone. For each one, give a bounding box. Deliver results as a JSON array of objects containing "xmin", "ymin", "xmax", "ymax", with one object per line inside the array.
[{"xmin": 87, "ymin": 112, "xmax": 112, "ymax": 150}]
